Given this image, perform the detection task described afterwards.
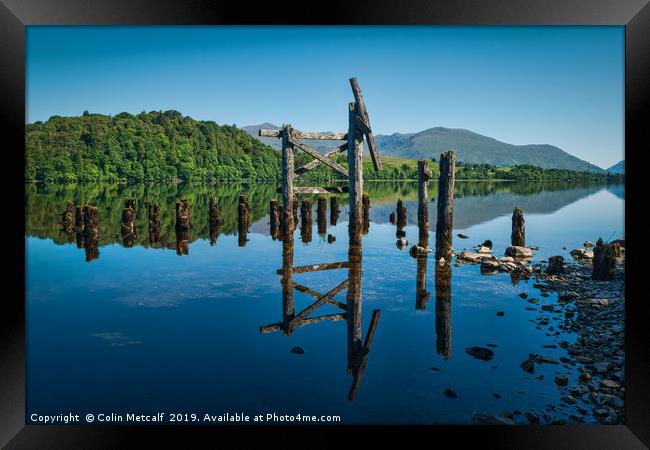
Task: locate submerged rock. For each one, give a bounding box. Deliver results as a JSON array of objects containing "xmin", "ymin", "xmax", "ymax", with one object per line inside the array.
[
  {"xmin": 520, "ymin": 354, "xmax": 535, "ymax": 373},
  {"xmin": 457, "ymin": 233, "xmax": 470, "ymax": 239},
  {"xmin": 443, "ymin": 388, "xmax": 458, "ymax": 399},
  {"xmin": 554, "ymin": 374, "xmax": 569, "ymax": 387},
  {"xmin": 465, "ymin": 346, "xmax": 494, "ymax": 361},
  {"xmin": 290, "ymin": 346, "xmax": 305, "ymax": 354},
  {"xmin": 457, "ymin": 251, "xmax": 484, "ymax": 263}
]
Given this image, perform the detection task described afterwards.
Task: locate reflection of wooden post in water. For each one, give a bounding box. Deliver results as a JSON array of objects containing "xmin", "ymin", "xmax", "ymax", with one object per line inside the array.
[
  {"xmin": 281, "ymin": 124, "xmax": 295, "ymax": 238},
  {"xmin": 300, "ymin": 200, "xmax": 312, "ymax": 244},
  {"xmin": 511, "ymin": 207, "xmax": 525, "ymax": 247},
  {"xmin": 121, "ymin": 199, "xmax": 137, "ymax": 248},
  {"xmin": 269, "ymin": 199, "xmax": 281, "ymax": 240},
  {"xmin": 238, "ymin": 195, "xmax": 249, "ymax": 247},
  {"xmin": 347, "ymin": 244, "xmax": 363, "ymax": 375},
  {"xmin": 348, "ymin": 102, "xmax": 364, "ymax": 247},
  {"xmin": 396, "ymin": 199, "xmax": 407, "ymax": 236},
  {"xmin": 148, "ymin": 203, "xmax": 161, "ymax": 246},
  {"xmin": 362, "ymin": 193, "xmax": 370, "ymax": 235},
  {"xmin": 416, "ymin": 256, "xmax": 430, "ymax": 310},
  {"xmin": 82, "ymin": 206, "xmax": 99, "ymax": 262},
  {"xmin": 317, "ymin": 197, "xmax": 327, "ymax": 236},
  {"xmin": 330, "ymin": 196, "xmax": 340, "ymax": 226},
  {"xmin": 281, "ymin": 234, "xmax": 295, "ymax": 335},
  {"xmin": 434, "ymin": 261, "xmax": 452, "ymax": 359},
  {"xmin": 176, "ymin": 229, "xmax": 189, "ymax": 255},
  {"xmin": 209, "ymin": 197, "xmax": 221, "ymax": 246},
  {"xmin": 61, "ymin": 201, "xmax": 75, "ymax": 241},
  {"xmin": 74, "ymin": 205, "xmax": 85, "ymax": 242},
  {"xmin": 435, "ymin": 151, "xmax": 456, "ymax": 261}
]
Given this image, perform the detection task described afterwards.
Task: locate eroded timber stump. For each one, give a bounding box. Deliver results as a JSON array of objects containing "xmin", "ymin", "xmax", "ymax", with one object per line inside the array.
[
  {"xmin": 511, "ymin": 207, "xmax": 525, "ymax": 247},
  {"xmin": 592, "ymin": 238, "xmax": 616, "ymax": 281},
  {"xmin": 175, "ymin": 199, "xmax": 191, "ymax": 231}
]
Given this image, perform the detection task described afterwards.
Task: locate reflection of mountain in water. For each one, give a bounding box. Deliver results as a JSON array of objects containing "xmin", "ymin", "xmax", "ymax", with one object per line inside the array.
[
  {"xmin": 25, "ymin": 181, "xmax": 620, "ymax": 248},
  {"xmin": 606, "ymin": 183, "xmax": 624, "ymax": 200},
  {"xmin": 370, "ymin": 183, "xmax": 610, "ymax": 229}
]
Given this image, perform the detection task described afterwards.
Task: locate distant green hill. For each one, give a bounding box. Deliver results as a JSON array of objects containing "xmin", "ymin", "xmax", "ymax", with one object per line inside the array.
[
  {"xmin": 606, "ymin": 160, "xmax": 624, "ymax": 174},
  {"xmin": 243, "ymin": 123, "xmax": 605, "ymax": 173},
  {"xmin": 26, "ymin": 111, "xmax": 281, "ymax": 182}
]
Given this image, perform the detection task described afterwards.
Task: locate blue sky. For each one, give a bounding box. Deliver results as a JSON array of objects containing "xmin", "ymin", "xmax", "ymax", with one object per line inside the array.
[{"xmin": 26, "ymin": 26, "xmax": 624, "ymax": 168}]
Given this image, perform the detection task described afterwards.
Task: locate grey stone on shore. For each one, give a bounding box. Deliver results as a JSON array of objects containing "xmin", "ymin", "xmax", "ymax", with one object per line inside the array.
[{"xmin": 471, "ymin": 411, "xmax": 514, "ymax": 425}]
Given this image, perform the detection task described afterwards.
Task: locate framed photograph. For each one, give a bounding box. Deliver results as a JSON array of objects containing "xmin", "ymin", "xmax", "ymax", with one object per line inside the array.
[{"xmin": 2, "ymin": 0, "xmax": 648, "ymax": 448}]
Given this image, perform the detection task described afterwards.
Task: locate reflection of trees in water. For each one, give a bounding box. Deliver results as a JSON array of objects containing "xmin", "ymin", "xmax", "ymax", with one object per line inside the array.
[{"xmin": 25, "ymin": 180, "xmax": 620, "ymax": 248}]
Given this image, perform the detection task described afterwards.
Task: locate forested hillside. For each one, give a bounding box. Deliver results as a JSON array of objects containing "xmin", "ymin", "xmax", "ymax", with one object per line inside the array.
[{"xmin": 25, "ymin": 111, "xmax": 281, "ymax": 182}]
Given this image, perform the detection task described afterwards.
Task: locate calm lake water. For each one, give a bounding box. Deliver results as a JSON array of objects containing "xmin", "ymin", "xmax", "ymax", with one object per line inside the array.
[{"xmin": 25, "ymin": 181, "xmax": 624, "ymax": 424}]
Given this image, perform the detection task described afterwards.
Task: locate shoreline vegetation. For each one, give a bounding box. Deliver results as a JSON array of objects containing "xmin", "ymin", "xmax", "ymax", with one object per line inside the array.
[{"xmin": 26, "ymin": 110, "xmax": 623, "ymax": 184}]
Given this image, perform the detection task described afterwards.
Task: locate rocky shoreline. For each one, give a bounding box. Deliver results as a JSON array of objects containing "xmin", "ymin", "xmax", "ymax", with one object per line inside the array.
[{"xmin": 459, "ymin": 239, "xmax": 625, "ymax": 425}]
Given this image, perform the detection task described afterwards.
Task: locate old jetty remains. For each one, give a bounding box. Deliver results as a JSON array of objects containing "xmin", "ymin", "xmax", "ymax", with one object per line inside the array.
[
  {"xmin": 435, "ymin": 151, "xmax": 456, "ymax": 261},
  {"xmin": 258, "ymin": 78, "xmax": 383, "ymax": 401},
  {"xmin": 209, "ymin": 197, "xmax": 221, "ymax": 246},
  {"xmin": 121, "ymin": 198, "xmax": 137, "ymax": 247}
]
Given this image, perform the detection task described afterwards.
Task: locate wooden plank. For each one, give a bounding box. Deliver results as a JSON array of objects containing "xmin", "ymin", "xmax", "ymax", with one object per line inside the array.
[
  {"xmin": 294, "ymin": 142, "xmax": 348, "ymax": 177},
  {"xmin": 259, "ymin": 313, "xmax": 346, "ymax": 334},
  {"xmin": 291, "ymin": 279, "xmax": 349, "ymax": 324},
  {"xmin": 259, "ymin": 129, "xmax": 281, "ymax": 137},
  {"xmin": 276, "ymin": 261, "xmax": 350, "ymax": 275},
  {"xmin": 260, "ymin": 129, "xmax": 346, "ymax": 140},
  {"xmin": 292, "ymin": 282, "xmax": 347, "ymax": 310},
  {"xmin": 354, "ymin": 115, "xmax": 371, "ymax": 135},
  {"xmin": 289, "ymin": 137, "xmax": 349, "ymax": 178},
  {"xmin": 349, "ymin": 77, "xmax": 382, "ymax": 172}
]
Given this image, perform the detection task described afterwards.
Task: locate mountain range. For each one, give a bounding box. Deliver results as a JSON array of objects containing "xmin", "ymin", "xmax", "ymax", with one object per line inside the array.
[
  {"xmin": 606, "ymin": 160, "xmax": 624, "ymax": 174},
  {"xmin": 242, "ymin": 123, "xmax": 605, "ymax": 172}
]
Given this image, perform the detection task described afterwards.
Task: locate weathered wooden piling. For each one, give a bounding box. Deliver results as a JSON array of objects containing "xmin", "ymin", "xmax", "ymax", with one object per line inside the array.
[
  {"xmin": 61, "ymin": 201, "xmax": 75, "ymax": 240},
  {"xmin": 435, "ymin": 261, "xmax": 452, "ymax": 359},
  {"xmin": 125, "ymin": 198, "xmax": 136, "ymax": 210},
  {"xmin": 362, "ymin": 193, "xmax": 370, "ymax": 235},
  {"xmin": 511, "ymin": 207, "xmax": 525, "ymax": 247},
  {"xmin": 300, "ymin": 200, "xmax": 312, "ymax": 244},
  {"xmin": 121, "ymin": 205, "xmax": 136, "ymax": 247},
  {"xmin": 82, "ymin": 206, "xmax": 99, "ymax": 262},
  {"xmin": 396, "ymin": 199, "xmax": 407, "ymax": 229},
  {"xmin": 270, "ymin": 199, "xmax": 281, "ymax": 240},
  {"xmin": 348, "ymin": 102, "xmax": 364, "ymax": 246},
  {"xmin": 416, "ymin": 255, "xmax": 430, "ymax": 310},
  {"xmin": 435, "ymin": 151, "xmax": 456, "ymax": 261},
  {"xmin": 75, "ymin": 205, "xmax": 85, "ymax": 233},
  {"xmin": 330, "ymin": 196, "xmax": 340, "ymax": 226},
  {"xmin": 281, "ymin": 124, "xmax": 295, "ymax": 238},
  {"xmin": 148, "ymin": 203, "xmax": 161, "ymax": 246},
  {"xmin": 317, "ymin": 197, "xmax": 327, "ymax": 235},
  {"xmin": 208, "ymin": 197, "xmax": 222, "ymax": 246},
  {"xmin": 175, "ymin": 199, "xmax": 191, "ymax": 231},
  {"xmin": 418, "ymin": 160, "xmax": 431, "ymax": 248},
  {"xmin": 592, "ymin": 238, "xmax": 616, "ymax": 281},
  {"xmin": 238, "ymin": 195, "xmax": 249, "ymax": 247}
]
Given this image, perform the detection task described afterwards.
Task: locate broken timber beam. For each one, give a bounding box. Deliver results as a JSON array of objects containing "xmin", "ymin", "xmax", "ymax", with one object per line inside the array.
[
  {"xmin": 259, "ymin": 313, "xmax": 346, "ymax": 334},
  {"xmin": 289, "ymin": 137, "xmax": 349, "ymax": 177},
  {"xmin": 260, "ymin": 129, "xmax": 346, "ymax": 140},
  {"xmin": 349, "ymin": 77, "xmax": 381, "ymax": 172},
  {"xmin": 294, "ymin": 142, "xmax": 348, "ymax": 177},
  {"xmin": 292, "ymin": 282, "xmax": 347, "ymax": 310},
  {"xmin": 276, "ymin": 186, "xmax": 349, "ymax": 195},
  {"xmin": 276, "ymin": 261, "xmax": 350, "ymax": 275},
  {"xmin": 290, "ymin": 278, "xmax": 350, "ymax": 324}
]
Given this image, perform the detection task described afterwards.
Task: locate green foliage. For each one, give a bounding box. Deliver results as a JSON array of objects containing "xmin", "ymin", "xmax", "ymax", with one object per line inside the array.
[{"xmin": 25, "ymin": 111, "xmax": 281, "ymax": 182}]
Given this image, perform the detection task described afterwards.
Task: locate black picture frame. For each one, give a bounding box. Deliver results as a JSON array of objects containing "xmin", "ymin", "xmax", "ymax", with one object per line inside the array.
[{"xmin": 2, "ymin": 0, "xmax": 648, "ymax": 448}]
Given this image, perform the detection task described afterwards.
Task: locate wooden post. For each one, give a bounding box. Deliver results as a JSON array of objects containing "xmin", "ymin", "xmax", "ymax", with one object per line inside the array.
[
  {"xmin": 238, "ymin": 195, "xmax": 249, "ymax": 247},
  {"xmin": 511, "ymin": 207, "xmax": 525, "ymax": 247},
  {"xmin": 121, "ymin": 205, "xmax": 136, "ymax": 248},
  {"xmin": 362, "ymin": 193, "xmax": 370, "ymax": 235},
  {"xmin": 75, "ymin": 205, "xmax": 85, "ymax": 233},
  {"xmin": 348, "ymin": 102, "xmax": 364, "ymax": 246},
  {"xmin": 148, "ymin": 203, "xmax": 161, "ymax": 246},
  {"xmin": 418, "ymin": 160, "xmax": 431, "ymax": 248},
  {"xmin": 281, "ymin": 124, "xmax": 295, "ymax": 238},
  {"xmin": 330, "ymin": 196, "xmax": 340, "ymax": 226},
  {"xmin": 435, "ymin": 151, "xmax": 456, "ymax": 261},
  {"xmin": 269, "ymin": 199, "xmax": 281, "ymax": 240},
  {"xmin": 435, "ymin": 261, "xmax": 452, "ymax": 359},
  {"xmin": 207, "ymin": 198, "xmax": 220, "ymax": 246},
  {"xmin": 592, "ymin": 238, "xmax": 616, "ymax": 281},
  {"xmin": 82, "ymin": 206, "xmax": 99, "ymax": 262},
  {"xmin": 61, "ymin": 201, "xmax": 75, "ymax": 241},
  {"xmin": 396, "ymin": 199, "xmax": 407, "ymax": 241},
  {"xmin": 300, "ymin": 200, "xmax": 312, "ymax": 244},
  {"xmin": 317, "ymin": 197, "xmax": 327, "ymax": 235},
  {"xmin": 125, "ymin": 198, "xmax": 136, "ymax": 211},
  {"xmin": 175, "ymin": 199, "xmax": 191, "ymax": 231}
]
